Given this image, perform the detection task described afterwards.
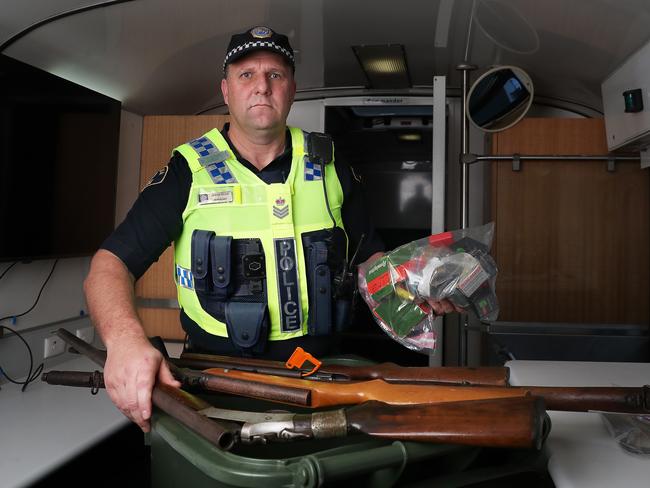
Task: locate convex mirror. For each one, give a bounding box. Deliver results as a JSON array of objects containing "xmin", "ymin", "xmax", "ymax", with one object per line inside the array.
[{"xmin": 467, "ymin": 65, "xmax": 534, "ymax": 132}]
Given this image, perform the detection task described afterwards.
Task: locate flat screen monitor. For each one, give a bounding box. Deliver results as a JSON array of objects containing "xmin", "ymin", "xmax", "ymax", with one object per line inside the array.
[{"xmin": 0, "ymin": 54, "xmax": 121, "ymax": 262}]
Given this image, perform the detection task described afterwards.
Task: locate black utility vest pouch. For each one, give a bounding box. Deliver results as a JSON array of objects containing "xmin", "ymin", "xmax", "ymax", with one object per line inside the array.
[
  {"xmin": 306, "ymin": 240, "xmax": 331, "ymax": 335},
  {"xmin": 302, "ymin": 227, "xmax": 348, "ymax": 336},
  {"xmin": 225, "ymin": 302, "xmax": 269, "ymax": 354},
  {"xmin": 190, "ymin": 230, "xmax": 269, "ymax": 354}
]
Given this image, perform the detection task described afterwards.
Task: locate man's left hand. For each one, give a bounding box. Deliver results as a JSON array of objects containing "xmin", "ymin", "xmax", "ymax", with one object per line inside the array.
[{"xmin": 427, "ymin": 298, "xmax": 464, "ymax": 315}]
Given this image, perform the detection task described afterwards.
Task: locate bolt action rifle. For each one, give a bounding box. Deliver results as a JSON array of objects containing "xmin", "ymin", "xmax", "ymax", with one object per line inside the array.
[
  {"xmin": 190, "ymin": 366, "xmax": 650, "ymax": 414},
  {"xmin": 172, "ymin": 351, "xmax": 510, "ymax": 386}
]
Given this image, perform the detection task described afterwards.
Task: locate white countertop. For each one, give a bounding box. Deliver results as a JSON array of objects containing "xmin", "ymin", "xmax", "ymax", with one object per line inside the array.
[
  {"xmin": 0, "ymin": 356, "xmax": 128, "ymax": 488},
  {"xmin": 506, "ymin": 360, "xmax": 650, "ymax": 488}
]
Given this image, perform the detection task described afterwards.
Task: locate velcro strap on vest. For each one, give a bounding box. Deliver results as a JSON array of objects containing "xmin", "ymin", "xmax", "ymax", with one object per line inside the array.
[
  {"xmin": 211, "ymin": 235, "xmax": 232, "ymax": 300},
  {"xmin": 307, "ymin": 241, "xmax": 332, "ymax": 336},
  {"xmin": 225, "ymin": 302, "xmax": 269, "ymax": 353},
  {"xmin": 191, "ymin": 230, "xmax": 213, "ymax": 293}
]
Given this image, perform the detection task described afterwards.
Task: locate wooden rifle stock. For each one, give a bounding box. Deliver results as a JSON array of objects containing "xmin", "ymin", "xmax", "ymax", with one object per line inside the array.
[
  {"xmin": 246, "ymin": 397, "xmax": 548, "ymax": 449},
  {"xmin": 521, "ymin": 386, "xmax": 650, "ymax": 413},
  {"xmin": 342, "ymin": 397, "xmax": 547, "ymax": 449},
  {"xmin": 201, "ymin": 367, "xmax": 650, "ymax": 413},
  {"xmin": 174, "ymin": 352, "xmax": 510, "ymax": 386},
  {"xmin": 53, "ymin": 328, "xmax": 237, "ymax": 450}
]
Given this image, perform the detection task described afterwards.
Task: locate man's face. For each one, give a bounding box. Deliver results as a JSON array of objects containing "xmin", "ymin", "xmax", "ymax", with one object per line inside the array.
[{"xmin": 221, "ymin": 51, "xmax": 296, "ymax": 134}]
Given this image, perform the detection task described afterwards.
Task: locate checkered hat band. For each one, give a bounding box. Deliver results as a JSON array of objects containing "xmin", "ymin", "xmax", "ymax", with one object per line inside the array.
[{"xmin": 223, "ymin": 41, "xmax": 294, "ymax": 70}]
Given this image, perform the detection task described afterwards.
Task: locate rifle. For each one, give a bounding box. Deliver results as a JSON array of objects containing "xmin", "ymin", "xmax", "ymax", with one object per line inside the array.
[
  {"xmin": 42, "ymin": 369, "xmax": 548, "ymax": 449},
  {"xmin": 53, "ymin": 328, "xmax": 238, "ymax": 451},
  {"xmin": 198, "ymin": 367, "xmax": 650, "ymax": 414},
  {"xmin": 173, "ymin": 352, "xmax": 510, "ymax": 386}
]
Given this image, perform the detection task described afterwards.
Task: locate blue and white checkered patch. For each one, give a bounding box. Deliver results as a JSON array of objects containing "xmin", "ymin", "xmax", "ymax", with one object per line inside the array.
[
  {"xmin": 304, "ymin": 159, "xmax": 323, "ymax": 181},
  {"xmin": 189, "ymin": 136, "xmax": 219, "ymax": 158},
  {"xmin": 206, "ymin": 161, "xmax": 237, "ymax": 184},
  {"xmin": 187, "ymin": 135, "xmax": 237, "ymax": 184},
  {"xmin": 176, "ymin": 265, "xmax": 194, "ymax": 290}
]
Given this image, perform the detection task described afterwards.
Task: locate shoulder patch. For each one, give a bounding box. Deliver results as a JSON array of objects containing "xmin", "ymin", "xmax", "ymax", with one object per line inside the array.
[{"xmin": 143, "ymin": 166, "xmax": 169, "ymax": 191}]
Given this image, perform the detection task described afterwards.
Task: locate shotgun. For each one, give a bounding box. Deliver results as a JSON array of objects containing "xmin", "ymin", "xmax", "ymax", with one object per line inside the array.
[
  {"xmin": 42, "ymin": 369, "xmax": 548, "ymax": 449},
  {"xmin": 173, "ymin": 352, "xmax": 510, "ymax": 386},
  {"xmin": 199, "ymin": 367, "xmax": 650, "ymax": 414},
  {"xmin": 53, "ymin": 328, "xmax": 237, "ymax": 451}
]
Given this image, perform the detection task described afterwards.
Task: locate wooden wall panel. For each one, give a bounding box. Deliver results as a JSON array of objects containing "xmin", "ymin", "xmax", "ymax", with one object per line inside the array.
[
  {"xmin": 491, "ymin": 118, "xmax": 650, "ymax": 324},
  {"xmin": 135, "ymin": 115, "xmax": 229, "ymax": 339}
]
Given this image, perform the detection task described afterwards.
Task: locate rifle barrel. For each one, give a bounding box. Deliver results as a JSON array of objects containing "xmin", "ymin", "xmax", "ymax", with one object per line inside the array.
[
  {"xmin": 54, "ymin": 328, "xmax": 237, "ymax": 450},
  {"xmin": 42, "ymin": 370, "xmax": 105, "ymax": 389},
  {"xmin": 182, "ymin": 369, "xmax": 311, "ymax": 406}
]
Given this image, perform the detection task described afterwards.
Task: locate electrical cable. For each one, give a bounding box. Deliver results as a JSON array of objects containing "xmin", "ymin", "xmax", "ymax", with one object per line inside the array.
[
  {"xmin": 320, "ymin": 166, "xmax": 338, "ymax": 230},
  {"xmin": 0, "ymin": 259, "xmax": 59, "ymax": 324},
  {"xmin": 0, "ymin": 259, "xmax": 59, "ymax": 391},
  {"xmin": 0, "ymin": 261, "xmax": 18, "ymax": 281},
  {"xmin": 0, "ymin": 326, "xmax": 44, "ymax": 392},
  {"xmin": 0, "ymin": 0, "xmax": 137, "ymax": 53}
]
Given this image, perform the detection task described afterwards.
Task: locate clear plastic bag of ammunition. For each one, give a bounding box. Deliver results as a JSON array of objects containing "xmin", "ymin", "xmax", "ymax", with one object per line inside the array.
[{"xmin": 358, "ymin": 223, "xmax": 499, "ymax": 353}]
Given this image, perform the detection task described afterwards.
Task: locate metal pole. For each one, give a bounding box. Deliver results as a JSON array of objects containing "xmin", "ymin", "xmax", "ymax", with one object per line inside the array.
[
  {"xmin": 470, "ymin": 155, "xmax": 640, "ymax": 162},
  {"xmin": 456, "ymin": 63, "xmax": 477, "ymax": 366},
  {"xmin": 458, "ymin": 64, "xmax": 475, "ymax": 229},
  {"xmin": 431, "ymin": 76, "xmax": 447, "ymax": 367}
]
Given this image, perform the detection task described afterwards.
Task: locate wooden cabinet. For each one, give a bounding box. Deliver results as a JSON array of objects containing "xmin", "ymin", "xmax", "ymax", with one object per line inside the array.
[
  {"xmin": 135, "ymin": 115, "xmax": 229, "ymax": 339},
  {"xmin": 490, "ymin": 118, "xmax": 649, "ymax": 324}
]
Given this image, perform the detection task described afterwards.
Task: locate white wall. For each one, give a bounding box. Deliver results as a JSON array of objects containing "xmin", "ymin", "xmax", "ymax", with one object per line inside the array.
[
  {"xmin": 115, "ymin": 110, "xmax": 144, "ymax": 224},
  {"xmin": 287, "ymin": 99, "xmax": 325, "ymax": 132}
]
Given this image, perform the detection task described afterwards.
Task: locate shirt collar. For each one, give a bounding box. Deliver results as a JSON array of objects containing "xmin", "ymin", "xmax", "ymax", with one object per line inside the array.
[{"xmin": 221, "ymin": 123, "xmax": 292, "ymax": 173}]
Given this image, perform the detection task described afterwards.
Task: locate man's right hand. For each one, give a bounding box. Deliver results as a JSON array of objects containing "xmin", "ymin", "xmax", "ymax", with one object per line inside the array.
[
  {"xmin": 103, "ymin": 333, "xmax": 181, "ymax": 432},
  {"xmin": 84, "ymin": 250, "xmax": 182, "ymax": 432}
]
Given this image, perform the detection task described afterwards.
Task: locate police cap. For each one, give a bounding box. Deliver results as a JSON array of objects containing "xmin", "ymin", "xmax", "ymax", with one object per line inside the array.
[{"xmin": 223, "ymin": 26, "xmax": 295, "ymax": 74}]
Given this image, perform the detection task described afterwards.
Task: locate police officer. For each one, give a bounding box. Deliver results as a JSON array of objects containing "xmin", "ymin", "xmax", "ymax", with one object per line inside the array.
[
  {"xmin": 84, "ymin": 26, "xmax": 386, "ymax": 432},
  {"xmin": 85, "ymin": 26, "xmax": 457, "ymax": 433}
]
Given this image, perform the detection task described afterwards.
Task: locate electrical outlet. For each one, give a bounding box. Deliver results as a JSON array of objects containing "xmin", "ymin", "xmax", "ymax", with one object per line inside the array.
[
  {"xmin": 75, "ymin": 326, "xmax": 94, "ymax": 344},
  {"xmin": 44, "ymin": 336, "xmax": 65, "ymax": 359}
]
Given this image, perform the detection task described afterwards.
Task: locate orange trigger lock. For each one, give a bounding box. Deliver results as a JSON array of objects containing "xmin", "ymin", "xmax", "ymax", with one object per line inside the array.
[{"xmin": 285, "ymin": 347, "xmax": 322, "ymax": 377}]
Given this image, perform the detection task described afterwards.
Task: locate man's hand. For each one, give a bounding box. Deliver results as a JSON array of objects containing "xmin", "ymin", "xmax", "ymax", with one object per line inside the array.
[
  {"xmin": 85, "ymin": 250, "xmax": 181, "ymax": 432},
  {"xmin": 426, "ymin": 298, "xmax": 465, "ymax": 315},
  {"xmin": 103, "ymin": 333, "xmax": 181, "ymax": 432}
]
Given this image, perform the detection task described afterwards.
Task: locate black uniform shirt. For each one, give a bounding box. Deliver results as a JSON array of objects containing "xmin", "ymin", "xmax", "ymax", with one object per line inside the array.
[{"xmin": 101, "ymin": 126, "xmax": 383, "ymax": 358}]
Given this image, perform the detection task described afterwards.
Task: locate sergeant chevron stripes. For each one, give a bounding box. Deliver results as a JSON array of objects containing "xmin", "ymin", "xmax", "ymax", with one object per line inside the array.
[{"xmin": 273, "ymin": 205, "xmax": 289, "ymax": 219}]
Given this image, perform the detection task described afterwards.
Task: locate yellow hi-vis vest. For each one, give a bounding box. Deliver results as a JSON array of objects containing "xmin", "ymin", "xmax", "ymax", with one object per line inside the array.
[{"xmin": 173, "ymin": 126, "xmax": 346, "ymax": 341}]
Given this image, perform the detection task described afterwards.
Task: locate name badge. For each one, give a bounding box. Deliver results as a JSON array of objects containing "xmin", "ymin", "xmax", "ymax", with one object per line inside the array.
[{"xmin": 198, "ymin": 189, "xmax": 234, "ymax": 205}]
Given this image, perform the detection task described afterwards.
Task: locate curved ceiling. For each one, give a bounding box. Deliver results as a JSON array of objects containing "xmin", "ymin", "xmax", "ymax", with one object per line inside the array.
[{"xmin": 2, "ymin": 0, "xmax": 650, "ymax": 114}]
